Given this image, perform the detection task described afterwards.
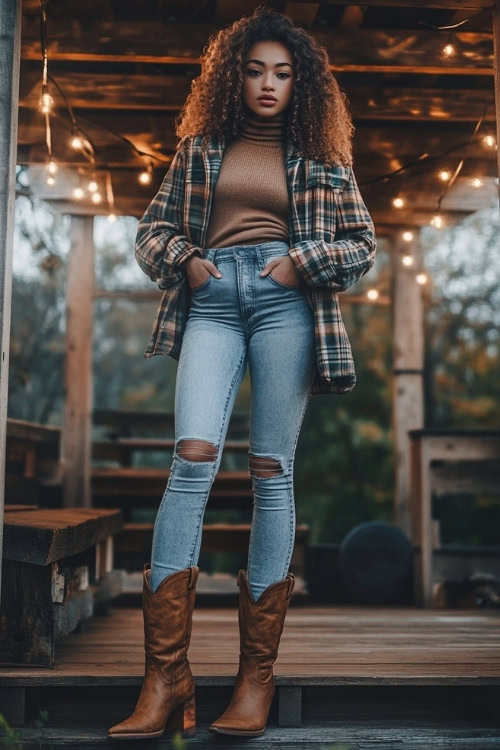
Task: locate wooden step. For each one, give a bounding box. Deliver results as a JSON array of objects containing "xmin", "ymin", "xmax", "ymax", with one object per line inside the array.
[{"xmin": 1, "ymin": 604, "xmax": 499, "ymax": 746}]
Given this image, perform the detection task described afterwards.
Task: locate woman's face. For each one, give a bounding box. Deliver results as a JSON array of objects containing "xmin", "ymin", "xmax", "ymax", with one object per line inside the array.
[{"xmin": 242, "ymin": 40, "xmax": 294, "ymax": 118}]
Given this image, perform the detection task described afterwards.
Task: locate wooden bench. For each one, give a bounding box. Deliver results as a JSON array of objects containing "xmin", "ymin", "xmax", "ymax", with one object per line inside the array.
[
  {"xmin": 409, "ymin": 428, "xmax": 500, "ymax": 607},
  {"xmin": 0, "ymin": 506, "xmax": 123, "ymax": 666}
]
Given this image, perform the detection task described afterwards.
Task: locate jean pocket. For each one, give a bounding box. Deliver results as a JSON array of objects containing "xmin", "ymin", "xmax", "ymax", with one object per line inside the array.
[
  {"xmin": 262, "ymin": 256, "xmax": 303, "ymax": 291},
  {"xmin": 190, "ymin": 273, "xmax": 213, "ymax": 293}
]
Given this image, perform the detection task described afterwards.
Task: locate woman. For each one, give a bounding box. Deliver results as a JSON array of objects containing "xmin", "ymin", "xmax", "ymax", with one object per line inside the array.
[{"xmin": 108, "ymin": 4, "xmax": 376, "ymax": 741}]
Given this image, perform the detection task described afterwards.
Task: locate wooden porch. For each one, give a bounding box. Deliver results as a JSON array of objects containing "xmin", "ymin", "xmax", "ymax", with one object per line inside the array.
[{"xmin": 1, "ymin": 598, "xmax": 500, "ymax": 747}]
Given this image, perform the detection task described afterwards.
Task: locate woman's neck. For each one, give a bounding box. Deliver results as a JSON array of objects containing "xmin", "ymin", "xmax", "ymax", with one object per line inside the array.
[{"xmin": 240, "ymin": 107, "xmax": 286, "ymax": 143}]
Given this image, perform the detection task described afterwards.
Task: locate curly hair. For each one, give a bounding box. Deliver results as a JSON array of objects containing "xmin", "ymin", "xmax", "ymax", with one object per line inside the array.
[{"xmin": 175, "ymin": 5, "xmax": 354, "ymax": 167}]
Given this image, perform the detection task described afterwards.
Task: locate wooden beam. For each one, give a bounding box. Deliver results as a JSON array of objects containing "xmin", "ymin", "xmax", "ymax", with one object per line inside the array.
[
  {"xmin": 60, "ymin": 216, "xmax": 94, "ymax": 509},
  {"xmin": 391, "ymin": 235, "xmax": 425, "ymax": 539},
  {"xmin": 18, "ymin": 70, "xmax": 497, "ymax": 119},
  {"xmin": 0, "ymin": 0, "xmax": 22, "ymax": 606},
  {"xmin": 19, "ymin": 23, "xmax": 494, "ymax": 75}
]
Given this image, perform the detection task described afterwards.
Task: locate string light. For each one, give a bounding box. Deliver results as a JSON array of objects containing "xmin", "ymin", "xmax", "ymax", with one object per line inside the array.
[
  {"xmin": 471, "ymin": 177, "xmax": 483, "ymax": 188},
  {"xmin": 73, "ymin": 187, "xmax": 84, "ymax": 200},
  {"xmin": 402, "ymin": 255, "xmax": 414, "ymax": 267},
  {"xmin": 431, "ymin": 214, "xmax": 444, "ymax": 228},
  {"xmin": 139, "ymin": 162, "xmax": 154, "ymax": 185},
  {"xmin": 438, "ymin": 169, "xmax": 451, "ymax": 182},
  {"xmin": 442, "ymin": 43, "xmax": 455, "ymax": 58},
  {"xmin": 402, "ymin": 231, "xmax": 413, "ymax": 242},
  {"xmin": 483, "ymin": 135, "xmax": 496, "ymax": 149},
  {"xmin": 416, "ymin": 273, "xmax": 428, "ymax": 285},
  {"xmin": 88, "ymin": 179, "xmax": 98, "ymax": 193},
  {"xmin": 392, "ymin": 197, "xmax": 405, "ymax": 209},
  {"xmin": 367, "ymin": 289, "xmax": 379, "ymax": 300},
  {"xmin": 91, "ymin": 192, "xmax": 102, "ymax": 204}
]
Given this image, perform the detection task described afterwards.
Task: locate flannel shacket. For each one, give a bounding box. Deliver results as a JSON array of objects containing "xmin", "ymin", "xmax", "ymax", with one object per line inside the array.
[{"xmin": 135, "ymin": 133, "xmax": 377, "ymax": 395}]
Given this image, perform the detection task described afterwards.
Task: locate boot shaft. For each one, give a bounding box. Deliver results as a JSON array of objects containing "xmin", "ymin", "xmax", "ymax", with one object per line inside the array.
[{"xmin": 236, "ymin": 569, "xmax": 294, "ymax": 658}]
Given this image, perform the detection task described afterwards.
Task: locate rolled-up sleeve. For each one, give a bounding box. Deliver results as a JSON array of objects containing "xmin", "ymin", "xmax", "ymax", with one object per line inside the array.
[
  {"xmin": 288, "ymin": 167, "xmax": 377, "ymax": 291},
  {"xmin": 135, "ymin": 139, "xmax": 203, "ymax": 289}
]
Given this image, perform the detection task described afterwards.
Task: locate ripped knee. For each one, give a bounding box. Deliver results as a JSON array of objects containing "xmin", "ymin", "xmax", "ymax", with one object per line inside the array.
[
  {"xmin": 176, "ymin": 439, "xmax": 218, "ymax": 462},
  {"xmin": 249, "ymin": 453, "xmax": 283, "ymax": 478}
]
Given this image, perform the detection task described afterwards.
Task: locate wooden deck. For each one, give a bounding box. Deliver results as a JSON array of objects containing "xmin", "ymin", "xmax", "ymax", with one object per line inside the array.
[{"xmin": 1, "ymin": 603, "xmax": 500, "ymax": 747}]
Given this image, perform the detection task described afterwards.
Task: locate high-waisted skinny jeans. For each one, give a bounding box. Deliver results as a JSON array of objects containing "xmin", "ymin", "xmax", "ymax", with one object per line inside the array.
[{"xmin": 150, "ymin": 240, "xmax": 317, "ymax": 601}]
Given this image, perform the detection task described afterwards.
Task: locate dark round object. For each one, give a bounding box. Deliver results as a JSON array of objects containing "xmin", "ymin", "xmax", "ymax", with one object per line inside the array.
[{"xmin": 339, "ymin": 522, "xmax": 413, "ymax": 604}]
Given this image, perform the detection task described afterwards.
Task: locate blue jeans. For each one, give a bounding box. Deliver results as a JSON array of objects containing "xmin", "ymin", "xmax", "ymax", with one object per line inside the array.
[{"xmin": 150, "ymin": 241, "xmax": 316, "ymax": 600}]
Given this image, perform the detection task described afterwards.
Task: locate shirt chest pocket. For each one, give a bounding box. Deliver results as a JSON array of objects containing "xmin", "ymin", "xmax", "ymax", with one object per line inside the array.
[{"xmin": 305, "ymin": 163, "xmax": 350, "ymax": 191}]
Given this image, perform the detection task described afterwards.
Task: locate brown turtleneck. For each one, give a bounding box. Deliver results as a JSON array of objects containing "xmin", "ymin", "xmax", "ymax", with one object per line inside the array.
[{"xmin": 204, "ymin": 108, "xmax": 289, "ymax": 249}]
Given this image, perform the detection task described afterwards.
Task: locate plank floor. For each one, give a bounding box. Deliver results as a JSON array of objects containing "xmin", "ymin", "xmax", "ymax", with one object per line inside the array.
[{"xmin": 1, "ymin": 604, "xmax": 500, "ymax": 685}]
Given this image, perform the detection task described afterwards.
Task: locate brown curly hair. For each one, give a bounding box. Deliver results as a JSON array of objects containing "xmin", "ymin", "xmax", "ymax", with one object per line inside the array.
[{"xmin": 175, "ymin": 5, "xmax": 354, "ymax": 167}]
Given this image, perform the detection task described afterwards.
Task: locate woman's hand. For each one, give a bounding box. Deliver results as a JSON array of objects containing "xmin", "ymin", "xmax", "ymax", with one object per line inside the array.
[
  {"xmin": 185, "ymin": 256, "xmax": 222, "ymax": 290},
  {"xmin": 260, "ymin": 256, "xmax": 302, "ymax": 287}
]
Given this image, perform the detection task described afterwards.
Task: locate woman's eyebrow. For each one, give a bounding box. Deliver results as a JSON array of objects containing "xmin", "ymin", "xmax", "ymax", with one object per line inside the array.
[{"xmin": 245, "ymin": 58, "xmax": 293, "ymax": 69}]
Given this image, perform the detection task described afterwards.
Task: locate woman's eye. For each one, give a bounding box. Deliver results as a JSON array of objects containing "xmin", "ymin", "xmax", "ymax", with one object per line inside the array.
[{"xmin": 246, "ymin": 69, "xmax": 290, "ymax": 79}]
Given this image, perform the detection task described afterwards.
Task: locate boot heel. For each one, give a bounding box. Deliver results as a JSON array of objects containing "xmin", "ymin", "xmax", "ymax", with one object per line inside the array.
[{"xmin": 165, "ymin": 691, "xmax": 196, "ymax": 737}]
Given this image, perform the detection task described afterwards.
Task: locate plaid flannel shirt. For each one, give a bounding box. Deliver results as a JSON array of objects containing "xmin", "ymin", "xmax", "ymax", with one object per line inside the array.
[{"xmin": 135, "ymin": 133, "xmax": 377, "ymax": 395}]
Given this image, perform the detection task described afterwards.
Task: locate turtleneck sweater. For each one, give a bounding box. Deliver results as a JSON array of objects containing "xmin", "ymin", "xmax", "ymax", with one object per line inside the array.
[{"xmin": 204, "ymin": 108, "xmax": 289, "ymax": 249}]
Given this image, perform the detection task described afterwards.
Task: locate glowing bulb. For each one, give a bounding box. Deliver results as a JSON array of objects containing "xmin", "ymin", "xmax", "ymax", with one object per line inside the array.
[
  {"xmin": 367, "ymin": 289, "xmax": 379, "ymax": 300},
  {"xmin": 402, "ymin": 255, "xmax": 414, "ymax": 266},
  {"xmin": 73, "ymin": 187, "xmax": 84, "ymax": 199},
  {"xmin": 443, "ymin": 44, "xmax": 455, "ymax": 57},
  {"xmin": 39, "ymin": 90, "xmax": 54, "ymax": 114},
  {"xmin": 139, "ymin": 170, "xmax": 152, "ymax": 185},
  {"xmin": 431, "ymin": 215, "xmax": 443, "ymax": 228},
  {"xmin": 472, "ymin": 177, "xmax": 482, "ymax": 188},
  {"xmin": 46, "ymin": 160, "xmax": 58, "ymax": 175},
  {"xmin": 483, "ymin": 135, "xmax": 496, "ymax": 149},
  {"xmin": 402, "ymin": 231, "xmax": 413, "ymax": 242},
  {"xmin": 88, "ymin": 180, "xmax": 98, "ymax": 192},
  {"xmin": 392, "ymin": 197, "xmax": 405, "ymax": 209},
  {"xmin": 71, "ymin": 136, "xmax": 83, "ymax": 149},
  {"xmin": 91, "ymin": 192, "xmax": 102, "ymax": 204},
  {"xmin": 416, "ymin": 273, "xmax": 428, "ymax": 285},
  {"xmin": 439, "ymin": 170, "xmax": 450, "ymax": 182},
  {"xmin": 46, "ymin": 176, "xmax": 55, "ymax": 186},
  {"xmin": 108, "ymin": 213, "xmax": 117, "ymax": 222}
]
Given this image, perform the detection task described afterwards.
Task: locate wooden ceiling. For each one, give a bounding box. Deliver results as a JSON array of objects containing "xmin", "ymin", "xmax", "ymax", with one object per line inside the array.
[{"xmin": 17, "ymin": 0, "xmax": 498, "ymax": 236}]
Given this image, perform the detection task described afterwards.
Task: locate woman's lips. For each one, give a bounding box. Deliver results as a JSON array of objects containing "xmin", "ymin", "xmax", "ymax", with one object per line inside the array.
[{"xmin": 258, "ymin": 98, "xmax": 277, "ymax": 106}]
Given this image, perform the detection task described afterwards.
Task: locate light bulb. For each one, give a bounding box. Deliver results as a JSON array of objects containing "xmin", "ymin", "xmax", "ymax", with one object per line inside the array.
[
  {"xmin": 46, "ymin": 160, "xmax": 57, "ymax": 175},
  {"xmin": 71, "ymin": 136, "xmax": 83, "ymax": 149},
  {"xmin": 443, "ymin": 44, "xmax": 455, "ymax": 57},
  {"xmin": 472, "ymin": 177, "xmax": 482, "ymax": 188},
  {"xmin": 402, "ymin": 231, "xmax": 413, "ymax": 242},
  {"xmin": 431, "ymin": 215, "xmax": 443, "ymax": 228},
  {"xmin": 416, "ymin": 273, "xmax": 428, "ymax": 285},
  {"xmin": 39, "ymin": 89, "xmax": 54, "ymax": 114},
  {"xmin": 439, "ymin": 170, "xmax": 450, "ymax": 181},
  {"xmin": 91, "ymin": 192, "xmax": 102, "ymax": 204},
  {"xmin": 402, "ymin": 255, "xmax": 414, "ymax": 266},
  {"xmin": 73, "ymin": 187, "xmax": 84, "ymax": 199},
  {"xmin": 392, "ymin": 197, "xmax": 405, "ymax": 209},
  {"xmin": 46, "ymin": 175, "xmax": 55, "ymax": 186},
  {"xmin": 108, "ymin": 213, "xmax": 117, "ymax": 222},
  {"xmin": 367, "ymin": 289, "xmax": 379, "ymax": 300},
  {"xmin": 88, "ymin": 180, "xmax": 98, "ymax": 192},
  {"xmin": 139, "ymin": 170, "xmax": 152, "ymax": 185},
  {"xmin": 483, "ymin": 135, "xmax": 495, "ymax": 149}
]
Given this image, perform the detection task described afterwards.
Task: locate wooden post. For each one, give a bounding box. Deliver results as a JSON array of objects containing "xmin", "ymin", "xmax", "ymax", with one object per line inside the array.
[
  {"xmin": 0, "ymin": 0, "xmax": 22, "ymax": 605},
  {"xmin": 391, "ymin": 234, "xmax": 425, "ymax": 539},
  {"xmin": 493, "ymin": 0, "xmax": 500, "ymax": 210},
  {"xmin": 60, "ymin": 215, "xmax": 94, "ymax": 508}
]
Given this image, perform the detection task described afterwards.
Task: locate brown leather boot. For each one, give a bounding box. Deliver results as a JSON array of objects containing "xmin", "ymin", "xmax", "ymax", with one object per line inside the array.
[
  {"xmin": 108, "ymin": 563, "xmax": 199, "ymax": 740},
  {"xmin": 209, "ymin": 568, "xmax": 295, "ymax": 736}
]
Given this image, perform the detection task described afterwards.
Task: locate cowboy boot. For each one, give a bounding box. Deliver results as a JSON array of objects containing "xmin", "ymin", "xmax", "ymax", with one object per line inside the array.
[
  {"xmin": 209, "ymin": 568, "xmax": 295, "ymax": 736},
  {"xmin": 108, "ymin": 563, "xmax": 199, "ymax": 740}
]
